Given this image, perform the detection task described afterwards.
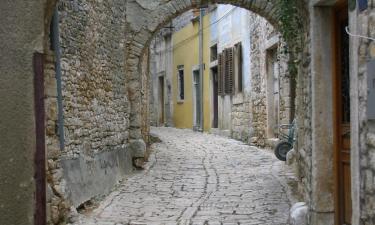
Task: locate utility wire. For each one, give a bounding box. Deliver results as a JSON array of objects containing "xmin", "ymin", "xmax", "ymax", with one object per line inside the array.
[
  {"xmin": 345, "ymin": 26, "xmax": 375, "ymax": 42},
  {"xmin": 155, "ymin": 7, "xmax": 237, "ymax": 54}
]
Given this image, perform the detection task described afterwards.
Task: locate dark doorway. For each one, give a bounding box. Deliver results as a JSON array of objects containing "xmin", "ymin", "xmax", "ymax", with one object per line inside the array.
[
  {"xmin": 193, "ymin": 70, "xmax": 201, "ymax": 130},
  {"xmin": 212, "ymin": 67, "xmax": 219, "ymax": 128},
  {"xmin": 333, "ymin": 1, "xmax": 351, "ymax": 224},
  {"xmin": 158, "ymin": 76, "xmax": 165, "ymax": 125}
]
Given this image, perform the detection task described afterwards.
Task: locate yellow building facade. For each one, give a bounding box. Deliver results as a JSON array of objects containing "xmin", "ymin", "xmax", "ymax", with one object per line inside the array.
[{"xmin": 172, "ymin": 13, "xmax": 211, "ymax": 131}]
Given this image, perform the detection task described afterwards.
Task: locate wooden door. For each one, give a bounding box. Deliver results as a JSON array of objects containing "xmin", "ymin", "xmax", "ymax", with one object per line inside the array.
[
  {"xmin": 158, "ymin": 76, "xmax": 165, "ymax": 125},
  {"xmin": 266, "ymin": 48, "xmax": 279, "ymax": 138},
  {"xmin": 212, "ymin": 67, "xmax": 218, "ymax": 128},
  {"xmin": 193, "ymin": 70, "xmax": 201, "ymax": 129},
  {"xmin": 333, "ymin": 1, "xmax": 351, "ymax": 224}
]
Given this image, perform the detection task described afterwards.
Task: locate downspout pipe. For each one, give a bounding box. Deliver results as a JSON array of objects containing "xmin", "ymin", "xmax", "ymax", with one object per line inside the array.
[
  {"xmin": 199, "ymin": 8, "xmax": 204, "ymax": 132},
  {"xmin": 51, "ymin": 6, "xmax": 65, "ymax": 150}
]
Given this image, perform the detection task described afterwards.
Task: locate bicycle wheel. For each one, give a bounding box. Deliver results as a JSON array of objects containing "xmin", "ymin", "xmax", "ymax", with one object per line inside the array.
[{"xmin": 274, "ymin": 141, "xmax": 292, "ymax": 161}]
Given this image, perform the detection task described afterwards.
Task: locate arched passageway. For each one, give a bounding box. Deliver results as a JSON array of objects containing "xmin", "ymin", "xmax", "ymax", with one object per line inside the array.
[
  {"xmin": 42, "ymin": 0, "xmax": 311, "ymax": 224},
  {"xmin": 1, "ymin": 1, "xmax": 374, "ymax": 225},
  {"xmin": 127, "ymin": 0, "xmax": 312, "ymax": 222}
]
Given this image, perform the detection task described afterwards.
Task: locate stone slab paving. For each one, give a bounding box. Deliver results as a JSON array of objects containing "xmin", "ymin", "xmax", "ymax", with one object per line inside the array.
[{"xmin": 72, "ymin": 127, "xmax": 299, "ymax": 225}]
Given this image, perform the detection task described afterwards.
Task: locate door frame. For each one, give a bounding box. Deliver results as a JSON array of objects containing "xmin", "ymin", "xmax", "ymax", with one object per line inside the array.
[
  {"xmin": 265, "ymin": 46, "xmax": 279, "ymax": 138},
  {"xmin": 158, "ymin": 75, "xmax": 165, "ymax": 126},
  {"xmin": 192, "ymin": 67, "xmax": 201, "ymax": 130},
  {"xmin": 210, "ymin": 66, "xmax": 219, "ymax": 129},
  {"xmin": 332, "ymin": 1, "xmax": 351, "ymax": 224}
]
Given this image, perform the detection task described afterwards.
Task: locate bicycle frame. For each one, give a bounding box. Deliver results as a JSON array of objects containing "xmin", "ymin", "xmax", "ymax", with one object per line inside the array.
[{"xmin": 278, "ymin": 119, "xmax": 296, "ymax": 145}]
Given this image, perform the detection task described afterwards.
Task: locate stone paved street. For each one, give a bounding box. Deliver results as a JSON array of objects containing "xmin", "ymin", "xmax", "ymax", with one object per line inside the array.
[{"xmin": 73, "ymin": 127, "xmax": 298, "ymax": 225}]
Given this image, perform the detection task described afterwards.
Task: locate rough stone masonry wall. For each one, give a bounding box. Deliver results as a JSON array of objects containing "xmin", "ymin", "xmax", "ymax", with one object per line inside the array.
[
  {"xmin": 357, "ymin": 2, "xmax": 375, "ymax": 223},
  {"xmin": 231, "ymin": 99, "xmax": 252, "ymax": 143},
  {"xmin": 43, "ymin": 1, "xmax": 133, "ymax": 223},
  {"xmin": 44, "ymin": 50, "xmax": 71, "ymax": 225},
  {"xmin": 296, "ymin": 9, "xmax": 312, "ymax": 214},
  {"xmin": 59, "ymin": 0, "xmax": 129, "ymax": 158},
  {"xmin": 240, "ymin": 2, "xmax": 311, "ymax": 212},
  {"xmin": 149, "ymin": 40, "xmax": 158, "ymax": 127},
  {"xmin": 278, "ymin": 43, "xmax": 292, "ymax": 126},
  {"xmin": 242, "ymin": 14, "xmax": 291, "ymax": 147},
  {"xmin": 141, "ymin": 49, "xmax": 151, "ymax": 147},
  {"xmin": 248, "ymin": 14, "xmax": 267, "ymax": 147}
]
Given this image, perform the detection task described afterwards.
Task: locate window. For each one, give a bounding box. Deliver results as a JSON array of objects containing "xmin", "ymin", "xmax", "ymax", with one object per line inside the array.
[
  {"xmin": 217, "ymin": 47, "xmax": 234, "ymax": 96},
  {"xmin": 217, "ymin": 43, "xmax": 243, "ymax": 96},
  {"xmin": 210, "ymin": 44, "xmax": 218, "ymax": 62},
  {"xmin": 177, "ymin": 66, "xmax": 185, "ymax": 101},
  {"xmin": 224, "ymin": 47, "xmax": 234, "ymax": 95}
]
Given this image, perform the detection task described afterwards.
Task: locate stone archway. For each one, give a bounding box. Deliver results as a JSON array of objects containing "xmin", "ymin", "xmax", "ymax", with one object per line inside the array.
[
  {"xmin": 124, "ymin": 1, "xmax": 335, "ymax": 225},
  {"xmin": 0, "ymin": 1, "xmax": 345, "ymax": 225},
  {"xmin": 125, "ymin": 0, "xmax": 303, "ymax": 156},
  {"xmin": 125, "ymin": 0, "xmax": 312, "ymax": 215}
]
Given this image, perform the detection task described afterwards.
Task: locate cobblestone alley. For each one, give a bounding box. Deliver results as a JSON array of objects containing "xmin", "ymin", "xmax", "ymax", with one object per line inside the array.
[{"xmin": 72, "ymin": 127, "xmax": 298, "ymax": 225}]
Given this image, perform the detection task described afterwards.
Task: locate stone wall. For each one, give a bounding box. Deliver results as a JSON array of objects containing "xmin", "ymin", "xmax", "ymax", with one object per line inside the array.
[
  {"xmin": 149, "ymin": 39, "xmax": 158, "ymax": 127},
  {"xmin": 44, "ymin": 50, "xmax": 71, "ymax": 224},
  {"xmin": 354, "ymin": 2, "xmax": 375, "ymax": 223},
  {"xmin": 297, "ymin": 26, "xmax": 312, "ymax": 212},
  {"xmin": 59, "ymin": 0, "xmax": 129, "ymax": 158},
  {"xmin": 231, "ymin": 99, "xmax": 251, "ymax": 143},
  {"xmin": 141, "ymin": 49, "xmax": 151, "ymax": 146},
  {"xmin": 247, "ymin": 14, "xmax": 267, "ymax": 147},
  {"xmin": 44, "ymin": 1, "xmax": 134, "ymax": 223},
  {"xmin": 234, "ymin": 14, "xmax": 292, "ymax": 148}
]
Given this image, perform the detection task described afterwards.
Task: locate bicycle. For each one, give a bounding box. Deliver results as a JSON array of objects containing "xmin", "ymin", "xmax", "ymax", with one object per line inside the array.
[{"xmin": 274, "ymin": 119, "xmax": 296, "ymax": 161}]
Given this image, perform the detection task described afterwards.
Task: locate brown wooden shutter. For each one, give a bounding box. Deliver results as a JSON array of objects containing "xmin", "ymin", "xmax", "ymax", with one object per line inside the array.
[
  {"xmin": 222, "ymin": 50, "xmax": 226, "ymax": 96},
  {"xmin": 218, "ymin": 53, "xmax": 223, "ymax": 96},
  {"xmin": 225, "ymin": 48, "xmax": 234, "ymax": 95},
  {"xmin": 237, "ymin": 43, "xmax": 243, "ymax": 93}
]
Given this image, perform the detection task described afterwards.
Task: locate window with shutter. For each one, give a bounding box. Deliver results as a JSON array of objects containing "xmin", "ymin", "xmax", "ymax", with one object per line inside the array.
[
  {"xmin": 217, "ymin": 53, "xmax": 224, "ymax": 96},
  {"xmin": 225, "ymin": 48, "xmax": 234, "ymax": 95}
]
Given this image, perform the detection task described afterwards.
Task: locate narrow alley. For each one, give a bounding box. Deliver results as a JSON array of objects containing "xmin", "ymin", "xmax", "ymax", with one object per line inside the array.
[
  {"xmin": 73, "ymin": 127, "xmax": 298, "ymax": 225},
  {"xmin": 3, "ymin": 1, "xmax": 375, "ymax": 224}
]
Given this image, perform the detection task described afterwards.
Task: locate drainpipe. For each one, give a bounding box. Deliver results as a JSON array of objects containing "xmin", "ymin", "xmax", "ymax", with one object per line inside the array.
[
  {"xmin": 199, "ymin": 8, "xmax": 204, "ymax": 132},
  {"xmin": 51, "ymin": 6, "xmax": 65, "ymax": 150}
]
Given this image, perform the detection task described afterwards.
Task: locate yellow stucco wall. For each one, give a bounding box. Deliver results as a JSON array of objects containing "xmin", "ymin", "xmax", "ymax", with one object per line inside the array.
[{"xmin": 172, "ymin": 13, "xmax": 211, "ymax": 131}]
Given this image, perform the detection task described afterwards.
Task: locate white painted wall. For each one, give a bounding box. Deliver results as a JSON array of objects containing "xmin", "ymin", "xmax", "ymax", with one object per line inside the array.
[{"xmin": 210, "ymin": 5, "xmax": 252, "ymax": 130}]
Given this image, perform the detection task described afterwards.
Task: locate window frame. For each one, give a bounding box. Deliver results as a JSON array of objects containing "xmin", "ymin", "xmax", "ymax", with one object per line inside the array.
[{"xmin": 177, "ymin": 65, "xmax": 185, "ymax": 103}]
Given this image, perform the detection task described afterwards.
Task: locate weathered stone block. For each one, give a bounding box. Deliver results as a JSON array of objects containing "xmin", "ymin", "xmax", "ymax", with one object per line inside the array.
[
  {"xmin": 129, "ymin": 139, "xmax": 146, "ymax": 158},
  {"xmin": 289, "ymin": 202, "xmax": 308, "ymax": 225}
]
